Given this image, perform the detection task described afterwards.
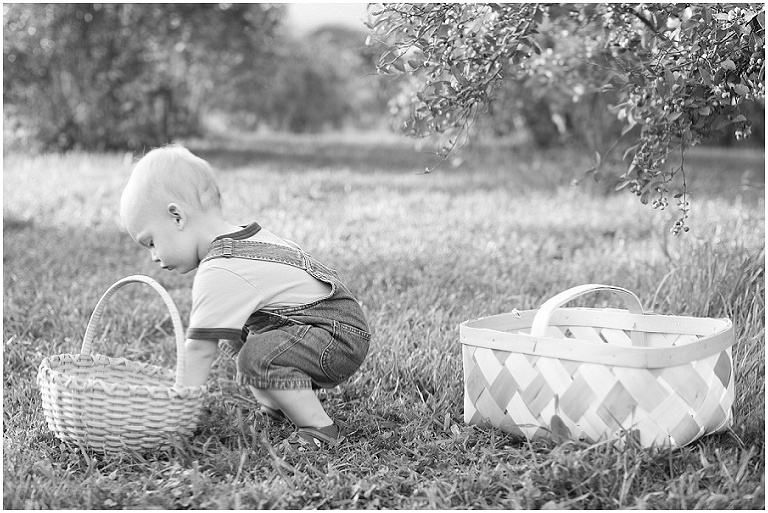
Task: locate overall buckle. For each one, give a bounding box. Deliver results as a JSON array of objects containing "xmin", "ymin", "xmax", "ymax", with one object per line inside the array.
[{"xmin": 221, "ymin": 238, "xmax": 234, "ymax": 258}]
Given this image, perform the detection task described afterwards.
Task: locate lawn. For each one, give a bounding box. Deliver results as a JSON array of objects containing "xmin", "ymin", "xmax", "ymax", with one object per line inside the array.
[{"xmin": 3, "ymin": 132, "xmax": 765, "ymax": 509}]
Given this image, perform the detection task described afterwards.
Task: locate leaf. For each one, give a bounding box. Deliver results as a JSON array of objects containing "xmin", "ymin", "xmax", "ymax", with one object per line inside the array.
[
  {"xmin": 623, "ymin": 144, "xmax": 639, "ymax": 162},
  {"xmin": 722, "ymin": 59, "xmax": 736, "ymax": 71},
  {"xmin": 715, "ymin": 115, "xmax": 732, "ymax": 130},
  {"xmin": 667, "ymin": 111, "xmax": 683, "ymax": 122},
  {"xmin": 451, "ymin": 65, "xmax": 468, "ymax": 86},
  {"xmin": 466, "ymin": 17, "xmax": 483, "ymax": 34},
  {"xmin": 698, "ymin": 106, "xmax": 711, "ymax": 116},
  {"xmin": 699, "ymin": 66, "xmax": 713, "ymax": 86},
  {"xmin": 732, "ymin": 83, "xmax": 750, "ymax": 97},
  {"xmin": 432, "ymin": 80, "xmax": 451, "ymax": 95},
  {"xmin": 378, "ymin": 49, "xmax": 396, "ymax": 65},
  {"xmin": 657, "ymin": 77, "xmax": 669, "ymax": 98},
  {"xmin": 743, "ymin": 10, "xmax": 758, "ymax": 24},
  {"xmin": 714, "ymin": 68, "xmax": 726, "ymax": 83}
]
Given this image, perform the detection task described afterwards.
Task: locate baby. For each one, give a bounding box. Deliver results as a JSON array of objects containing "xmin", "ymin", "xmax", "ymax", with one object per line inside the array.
[{"xmin": 119, "ymin": 144, "xmax": 371, "ymax": 451}]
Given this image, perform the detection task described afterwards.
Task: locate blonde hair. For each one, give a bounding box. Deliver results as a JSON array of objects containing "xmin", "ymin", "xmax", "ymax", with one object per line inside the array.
[{"xmin": 121, "ymin": 144, "xmax": 222, "ymax": 218}]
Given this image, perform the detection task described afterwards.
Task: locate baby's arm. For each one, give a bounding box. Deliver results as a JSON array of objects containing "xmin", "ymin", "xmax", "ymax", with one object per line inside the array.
[{"xmin": 182, "ymin": 338, "xmax": 219, "ymax": 386}]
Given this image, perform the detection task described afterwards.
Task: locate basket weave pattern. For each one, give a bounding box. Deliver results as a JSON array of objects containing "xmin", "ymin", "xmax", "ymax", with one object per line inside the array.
[
  {"xmin": 460, "ymin": 285, "xmax": 735, "ymax": 448},
  {"xmin": 37, "ymin": 276, "xmax": 207, "ymax": 454}
]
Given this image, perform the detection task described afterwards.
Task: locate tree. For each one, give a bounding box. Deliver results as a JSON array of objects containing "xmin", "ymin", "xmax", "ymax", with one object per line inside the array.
[
  {"xmin": 3, "ymin": 4, "xmax": 282, "ymax": 151},
  {"xmin": 231, "ymin": 26, "xmax": 370, "ymax": 133},
  {"xmin": 368, "ymin": 3, "xmax": 765, "ymax": 233}
]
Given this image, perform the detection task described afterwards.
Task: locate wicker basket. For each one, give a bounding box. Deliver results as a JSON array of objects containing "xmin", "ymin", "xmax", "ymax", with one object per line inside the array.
[
  {"xmin": 459, "ymin": 284, "xmax": 735, "ymax": 448},
  {"xmin": 37, "ymin": 275, "xmax": 207, "ymax": 454}
]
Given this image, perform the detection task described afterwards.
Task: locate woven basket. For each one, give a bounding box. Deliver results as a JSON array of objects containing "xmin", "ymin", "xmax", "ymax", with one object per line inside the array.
[
  {"xmin": 37, "ymin": 275, "xmax": 207, "ymax": 454},
  {"xmin": 459, "ymin": 284, "xmax": 735, "ymax": 448}
]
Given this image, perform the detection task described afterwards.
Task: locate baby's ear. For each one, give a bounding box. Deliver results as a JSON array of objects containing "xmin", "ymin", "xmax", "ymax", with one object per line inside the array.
[{"xmin": 167, "ymin": 203, "xmax": 186, "ymax": 228}]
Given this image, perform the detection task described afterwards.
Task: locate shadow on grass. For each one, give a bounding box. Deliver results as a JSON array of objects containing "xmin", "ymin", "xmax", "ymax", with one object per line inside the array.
[
  {"xmin": 3, "ymin": 213, "xmax": 35, "ymax": 232},
  {"xmin": 186, "ymin": 134, "xmax": 765, "ymax": 210},
  {"xmin": 187, "ymin": 133, "xmax": 443, "ymax": 173}
]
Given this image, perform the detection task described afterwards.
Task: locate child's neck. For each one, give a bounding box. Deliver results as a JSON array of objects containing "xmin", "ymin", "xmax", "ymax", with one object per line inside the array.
[{"xmin": 195, "ymin": 216, "xmax": 243, "ymax": 259}]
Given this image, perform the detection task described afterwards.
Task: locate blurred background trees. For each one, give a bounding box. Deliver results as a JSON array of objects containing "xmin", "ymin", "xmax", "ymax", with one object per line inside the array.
[
  {"xmin": 3, "ymin": 3, "xmax": 284, "ymax": 150},
  {"xmin": 3, "ymin": 2, "xmax": 764, "ymax": 159}
]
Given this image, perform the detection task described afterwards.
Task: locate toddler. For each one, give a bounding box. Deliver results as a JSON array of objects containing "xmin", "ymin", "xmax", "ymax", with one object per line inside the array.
[{"xmin": 119, "ymin": 144, "xmax": 370, "ymax": 451}]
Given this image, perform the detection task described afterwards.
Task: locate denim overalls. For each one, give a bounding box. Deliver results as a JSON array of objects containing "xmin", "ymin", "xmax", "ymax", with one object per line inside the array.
[{"xmin": 202, "ymin": 226, "xmax": 371, "ymax": 390}]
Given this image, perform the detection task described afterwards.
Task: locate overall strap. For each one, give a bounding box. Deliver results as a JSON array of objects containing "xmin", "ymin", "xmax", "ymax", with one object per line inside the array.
[{"xmin": 203, "ymin": 238, "xmax": 307, "ymax": 268}]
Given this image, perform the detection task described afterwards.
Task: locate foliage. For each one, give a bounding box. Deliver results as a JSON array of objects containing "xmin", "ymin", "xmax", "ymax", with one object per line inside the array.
[
  {"xmin": 3, "ymin": 4, "xmax": 282, "ymax": 151},
  {"xmin": 368, "ymin": 3, "xmax": 765, "ymax": 233},
  {"xmin": 484, "ymin": 9, "xmax": 627, "ymax": 150},
  {"xmin": 3, "ymin": 5, "xmax": 393, "ymax": 150},
  {"xmin": 229, "ymin": 26, "xmax": 377, "ymax": 133},
  {"xmin": 3, "ymin": 137, "xmax": 764, "ymax": 508}
]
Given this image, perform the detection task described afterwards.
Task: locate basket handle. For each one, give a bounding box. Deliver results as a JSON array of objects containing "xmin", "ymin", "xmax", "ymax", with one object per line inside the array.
[
  {"xmin": 81, "ymin": 275, "xmax": 187, "ymax": 387},
  {"xmin": 530, "ymin": 284, "xmax": 648, "ymax": 347}
]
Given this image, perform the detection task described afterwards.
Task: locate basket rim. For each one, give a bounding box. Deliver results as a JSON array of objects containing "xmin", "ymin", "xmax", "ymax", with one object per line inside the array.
[
  {"xmin": 80, "ymin": 275, "xmax": 188, "ymax": 387},
  {"xmin": 459, "ymin": 307, "xmax": 734, "ymax": 368},
  {"xmin": 37, "ymin": 352, "xmax": 208, "ymax": 397}
]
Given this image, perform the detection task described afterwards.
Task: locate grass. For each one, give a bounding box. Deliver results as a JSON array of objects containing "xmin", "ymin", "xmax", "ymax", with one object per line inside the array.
[{"xmin": 3, "ymin": 131, "xmax": 765, "ymax": 509}]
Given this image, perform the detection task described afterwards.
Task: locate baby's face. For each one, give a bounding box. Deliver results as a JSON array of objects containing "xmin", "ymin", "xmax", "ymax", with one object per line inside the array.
[{"xmin": 123, "ymin": 205, "xmax": 200, "ymax": 274}]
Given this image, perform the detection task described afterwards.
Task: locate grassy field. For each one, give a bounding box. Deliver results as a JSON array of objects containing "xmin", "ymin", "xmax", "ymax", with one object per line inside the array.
[{"xmin": 3, "ymin": 132, "xmax": 765, "ymax": 509}]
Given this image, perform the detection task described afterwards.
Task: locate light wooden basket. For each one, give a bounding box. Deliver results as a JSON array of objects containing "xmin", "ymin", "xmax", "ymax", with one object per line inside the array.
[
  {"xmin": 37, "ymin": 275, "xmax": 207, "ymax": 454},
  {"xmin": 459, "ymin": 285, "xmax": 735, "ymax": 448}
]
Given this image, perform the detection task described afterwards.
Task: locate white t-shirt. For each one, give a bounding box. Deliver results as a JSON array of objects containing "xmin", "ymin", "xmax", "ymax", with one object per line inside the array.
[{"xmin": 186, "ymin": 224, "xmax": 331, "ymax": 341}]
